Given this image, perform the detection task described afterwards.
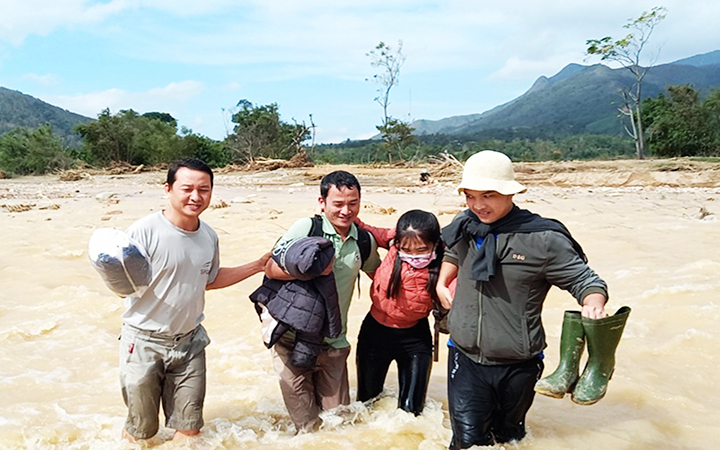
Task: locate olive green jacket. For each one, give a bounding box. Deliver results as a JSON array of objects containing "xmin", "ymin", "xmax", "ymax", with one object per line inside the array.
[{"xmin": 444, "ymin": 211, "xmax": 607, "ymax": 365}]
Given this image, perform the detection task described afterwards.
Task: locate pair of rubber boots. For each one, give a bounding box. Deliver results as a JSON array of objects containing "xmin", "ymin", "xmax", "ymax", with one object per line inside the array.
[{"xmin": 534, "ymin": 306, "xmax": 631, "ymax": 405}]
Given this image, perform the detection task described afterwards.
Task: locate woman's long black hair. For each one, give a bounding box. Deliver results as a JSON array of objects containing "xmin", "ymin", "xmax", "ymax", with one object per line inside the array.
[{"xmin": 386, "ymin": 210, "xmax": 444, "ymax": 303}]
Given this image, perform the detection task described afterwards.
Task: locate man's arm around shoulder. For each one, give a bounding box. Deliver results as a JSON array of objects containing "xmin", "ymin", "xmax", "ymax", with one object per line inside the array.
[
  {"xmin": 265, "ymin": 258, "xmax": 294, "ymax": 280},
  {"xmin": 360, "ymin": 230, "xmax": 381, "ymax": 279},
  {"xmin": 206, "ymin": 252, "xmax": 271, "ymax": 290},
  {"xmin": 436, "ymin": 261, "xmax": 458, "ymax": 310},
  {"xmin": 264, "ymin": 217, "xmax": 319, "ymax": 281}
]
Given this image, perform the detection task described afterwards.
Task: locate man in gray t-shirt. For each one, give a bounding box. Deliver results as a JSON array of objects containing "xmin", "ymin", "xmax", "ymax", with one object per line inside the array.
[{"xmin": 119, "ymin": 158, "xmax": 270, "ymax": 442}]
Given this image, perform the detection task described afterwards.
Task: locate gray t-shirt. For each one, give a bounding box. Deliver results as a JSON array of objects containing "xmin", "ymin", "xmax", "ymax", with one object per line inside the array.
[{"xmin": 123, "ymin": 211, "xmax": 220, "ymax": 335}]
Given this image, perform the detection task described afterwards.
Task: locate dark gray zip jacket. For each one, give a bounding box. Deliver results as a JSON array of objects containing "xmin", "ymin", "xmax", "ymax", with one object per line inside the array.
[
  {"xmin": 249, "ymin": 236, "xmax": 342, "ymax": 367},
  {"xmin": 443, "ymin": 208, "xmax": 608, "ymax": 365}
]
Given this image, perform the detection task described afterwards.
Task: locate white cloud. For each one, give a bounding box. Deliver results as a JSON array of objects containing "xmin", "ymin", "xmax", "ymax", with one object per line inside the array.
[
  {"xmin": 7, "ymin": 1, "xmax": 718, "ymax": 82},
  {"xmin": 488, "ymin": 52, "xmax": 584, "ymax": 82},
  {"xmin": 0, "ymin": 0, "xmax": 128, "ymax": 45},
  {"xmin": 136, "ymin": 0, "xmax": 238, "ymax": 16},
  {"xmin": 319, "ymin": 125, "xmax": 377, "ymax": 144},
  {"xmin": 44, "ymin": 80, "xmax": 204, "ymax": 118},
  {"xmin": 222, "ymin": 82, "xmax": 242, "ymax": 91},
  {"xmin": 21, "ymin": 73, "xmax": 59, "ymax": 86},
  {"xmin": 3, "ymin": 0, "xmax": 719, "ymax": 143},
  {"xmin": 100, "ymin": 2, "xmax": 686, "ymax": 82}
]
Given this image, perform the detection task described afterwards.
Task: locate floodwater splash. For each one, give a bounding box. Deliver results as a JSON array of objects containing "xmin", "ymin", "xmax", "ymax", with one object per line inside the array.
[{"xmin": 2, "ymin": 178, "xmax": 720, "ymax": 449}]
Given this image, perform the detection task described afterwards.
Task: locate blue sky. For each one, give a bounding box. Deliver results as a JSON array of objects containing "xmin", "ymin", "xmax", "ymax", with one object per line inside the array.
[{"xmin": 1, "ymin": 1, "xmax": 718, "ymax": 144}]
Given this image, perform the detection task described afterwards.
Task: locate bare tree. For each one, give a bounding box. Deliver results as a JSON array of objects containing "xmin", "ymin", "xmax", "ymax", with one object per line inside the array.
[
  {"xmin": 367, "ymin": 41, "xmax": 405, "ymax": 127},
  {"xmin": 367, "ymin": 40, "xmax": 416, "ymax": 162},
  {"xmin": 586, "ymin": 6, "xmax": 667, "ymax": 159},
  {"xmin": 290, "ymin": 116, "xmax": 316, "ymax": 156}
]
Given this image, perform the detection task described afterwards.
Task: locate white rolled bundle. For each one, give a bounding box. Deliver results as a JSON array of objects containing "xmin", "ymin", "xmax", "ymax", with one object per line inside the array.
[{"xmin": 88, "ymin": 228, "xmax": 151, "ymax": 297}]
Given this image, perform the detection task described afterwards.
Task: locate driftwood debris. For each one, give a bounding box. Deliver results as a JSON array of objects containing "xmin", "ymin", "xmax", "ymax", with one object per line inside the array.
[
  {"xmin": 249, "ymin": 152, "xmax": 314, "ymax": 171},
  {"xmin": 427, "ymin": 153, "xmax": 463, "ymax": 180},
  {"xmin": 218, "ymin": 152, "xmax": 315, "ymax": 173},
  {"xmin": 1, "ymin": 203, "xmax": 35, "ymax": 213},
  {"xmin": 362, "ymin": 200, "xmax": 397, "ymax": 215}
]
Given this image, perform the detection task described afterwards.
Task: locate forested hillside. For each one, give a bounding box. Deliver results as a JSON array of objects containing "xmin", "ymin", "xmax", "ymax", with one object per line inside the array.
[
  {"xmin": 1, "ymin": 51, "xmax": 719, "ymax": 177},
  {"xmin": 0, "ymin": 87, "xmax": 91, "ymax": 146},
  {"xmin": 411, "ymin": 51, "xmax": 720, "ymax": 138}
]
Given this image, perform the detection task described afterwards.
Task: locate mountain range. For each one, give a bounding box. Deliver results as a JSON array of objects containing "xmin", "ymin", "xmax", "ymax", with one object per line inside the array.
[
  {"xmin": 1, "ymin": 50, "xmax": 720, "ymax": 145},
  {"xmin": 410, "ymin": 50, "xmax": 720, "ymax": 139},
  {"xmin": 0, "ymin": 87, "xmax": 92, "ymax": 145}
]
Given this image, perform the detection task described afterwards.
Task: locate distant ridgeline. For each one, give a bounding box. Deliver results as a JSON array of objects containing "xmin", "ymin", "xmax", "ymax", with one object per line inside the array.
[
  {"xmin": 0, "ymin": 87, "xmax": 92, "ymax": 147},
  {"xmin": 409, "ymin": 50, "xmax": 720, "ymax": 141},
  {"xmin": 1, "ymin": 50, "xmax": 719, "ymax": 152}
]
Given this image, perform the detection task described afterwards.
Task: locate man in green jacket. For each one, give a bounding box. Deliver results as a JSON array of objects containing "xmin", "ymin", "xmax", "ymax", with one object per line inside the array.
[
  {"xmin": 264, "ymin": 170, "xmax": 381, "ymax": 432},
  {"xmin": 436, "ymin": 151, "xmax": 609, "ymax": 449}
]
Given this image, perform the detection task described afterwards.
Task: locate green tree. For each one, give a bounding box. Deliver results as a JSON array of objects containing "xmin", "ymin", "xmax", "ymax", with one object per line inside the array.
[
  {"xmin": 367, "ymin": 40, "xmax": 415, "ymax": 162},
  {"xmin": 703, "ymin": 88, "xmax": 720, "ymax": 155},
  {"xmin": 225, "ymin": 100, "xmax": 310, "ymax": 163},
  {"xmin": 179, "ymin": 130, "xmax": 230, "ymax": 168},
  {"xmin": 375, "ymin": 118, "xmax": 417, "ymax": 161},
  {"xmin": 643, "ymin": 85, "xmax": 719, "ymax": 157},
  {"xmin": 142, "ymin": 112, "xmax": 177, "ymax": 126},
  {"xmin": 75, "ymin": 109, "xmax": 186, "ymax": 166},
  {"xmin": 0, "ymin": 124, "xmax": 75, "ymax": 175},
  {"xmin": 586, "ymin": 6, "xmax": 667, "ymax": 159},
  {"xmin": 75, "ymin": 109, "xmax": 135, "ymax": 164},
  {"xmin": 134, "ymin": 117, "xmax": 184, "ymax": 165}
]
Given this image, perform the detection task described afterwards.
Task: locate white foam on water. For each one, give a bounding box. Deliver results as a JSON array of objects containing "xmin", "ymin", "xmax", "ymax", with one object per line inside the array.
[
  {"xmin": 613, "ymin": 269, "xmax": 633, "ymax": 279},
  {"xmin": 658, "ymin": 328, "xmax": 715, "ymax": 350},
  {"xmin": 4, "ymin": 366, "xmax": 74, "ymax": 384},
  {"xmin": 677, "ymin": 258, "xmax": 720, "ymax": 270},
  {"xmin": 49, "ymin": 284, "xmax": 108, "ymax": 304},
  {"xmin": 0, "ymin": 319, "xmax": 58, "ymax": 341},
  {"xmin": 194, "ymin": 419, "xmax": 262, "ymax": 447},
  {"xmin": 164, "ymin": 393, "xmax": 454, "ymax": 449},
  {"xmin": 639, "ymin": 282, "xmax": 714, "ymax": 299},
  {"xmin": 694, "ymin": 301, "xmax": 719, "ymax": 312},
  {"xmin": 1, "ymin": 403, "xmax": 128, "ymax": 450},
  {"xmin": 44, "ymin": 243, "xmax": 85, "ymax": 261}
]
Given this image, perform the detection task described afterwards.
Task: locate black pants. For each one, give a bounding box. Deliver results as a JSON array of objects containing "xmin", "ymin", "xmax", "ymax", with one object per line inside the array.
[
  {"xmin": 356, "ymin": 313, "xmax": 433, "ymax": 415},
  {"xmin": 447, "ymin": 346, "xmax": 543, "ymax": 449}
]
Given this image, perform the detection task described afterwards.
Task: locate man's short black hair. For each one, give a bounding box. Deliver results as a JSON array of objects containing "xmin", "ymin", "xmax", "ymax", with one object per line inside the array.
[
  {"xmin": 166, "ymin": 158, "xmax": 214, "ymax": 187},
  {"xmin": 320, "ymin": 170, "xmax": 361, "ymax": 200}
]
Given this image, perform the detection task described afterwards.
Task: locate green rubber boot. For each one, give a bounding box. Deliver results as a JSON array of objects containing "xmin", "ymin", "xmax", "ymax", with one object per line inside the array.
[
  {"xmin": 572, "ymin": 306, "xmax": 631, "ymax": 405},
  {"xmin": 534, "ymin": 311, "xmax": 585, "ymax": 398}
]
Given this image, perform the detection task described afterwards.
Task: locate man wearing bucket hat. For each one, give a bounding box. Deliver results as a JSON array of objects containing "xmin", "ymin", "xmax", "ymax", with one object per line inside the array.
[{"xmin": 436, "ymin": 151, "xmax": 623, "ymax": 448}]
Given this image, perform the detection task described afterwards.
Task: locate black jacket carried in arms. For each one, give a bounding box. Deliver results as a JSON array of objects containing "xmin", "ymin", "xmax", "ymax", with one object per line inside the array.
[{"xmin": 249, "ymin": 236, "xmax": 342, "ymax": 367}]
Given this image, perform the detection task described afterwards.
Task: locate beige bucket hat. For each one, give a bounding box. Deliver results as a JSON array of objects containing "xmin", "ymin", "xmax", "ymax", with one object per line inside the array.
[{"xmin": 457, "ymin": 150, "xmax": 527, "ymax": 195}]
